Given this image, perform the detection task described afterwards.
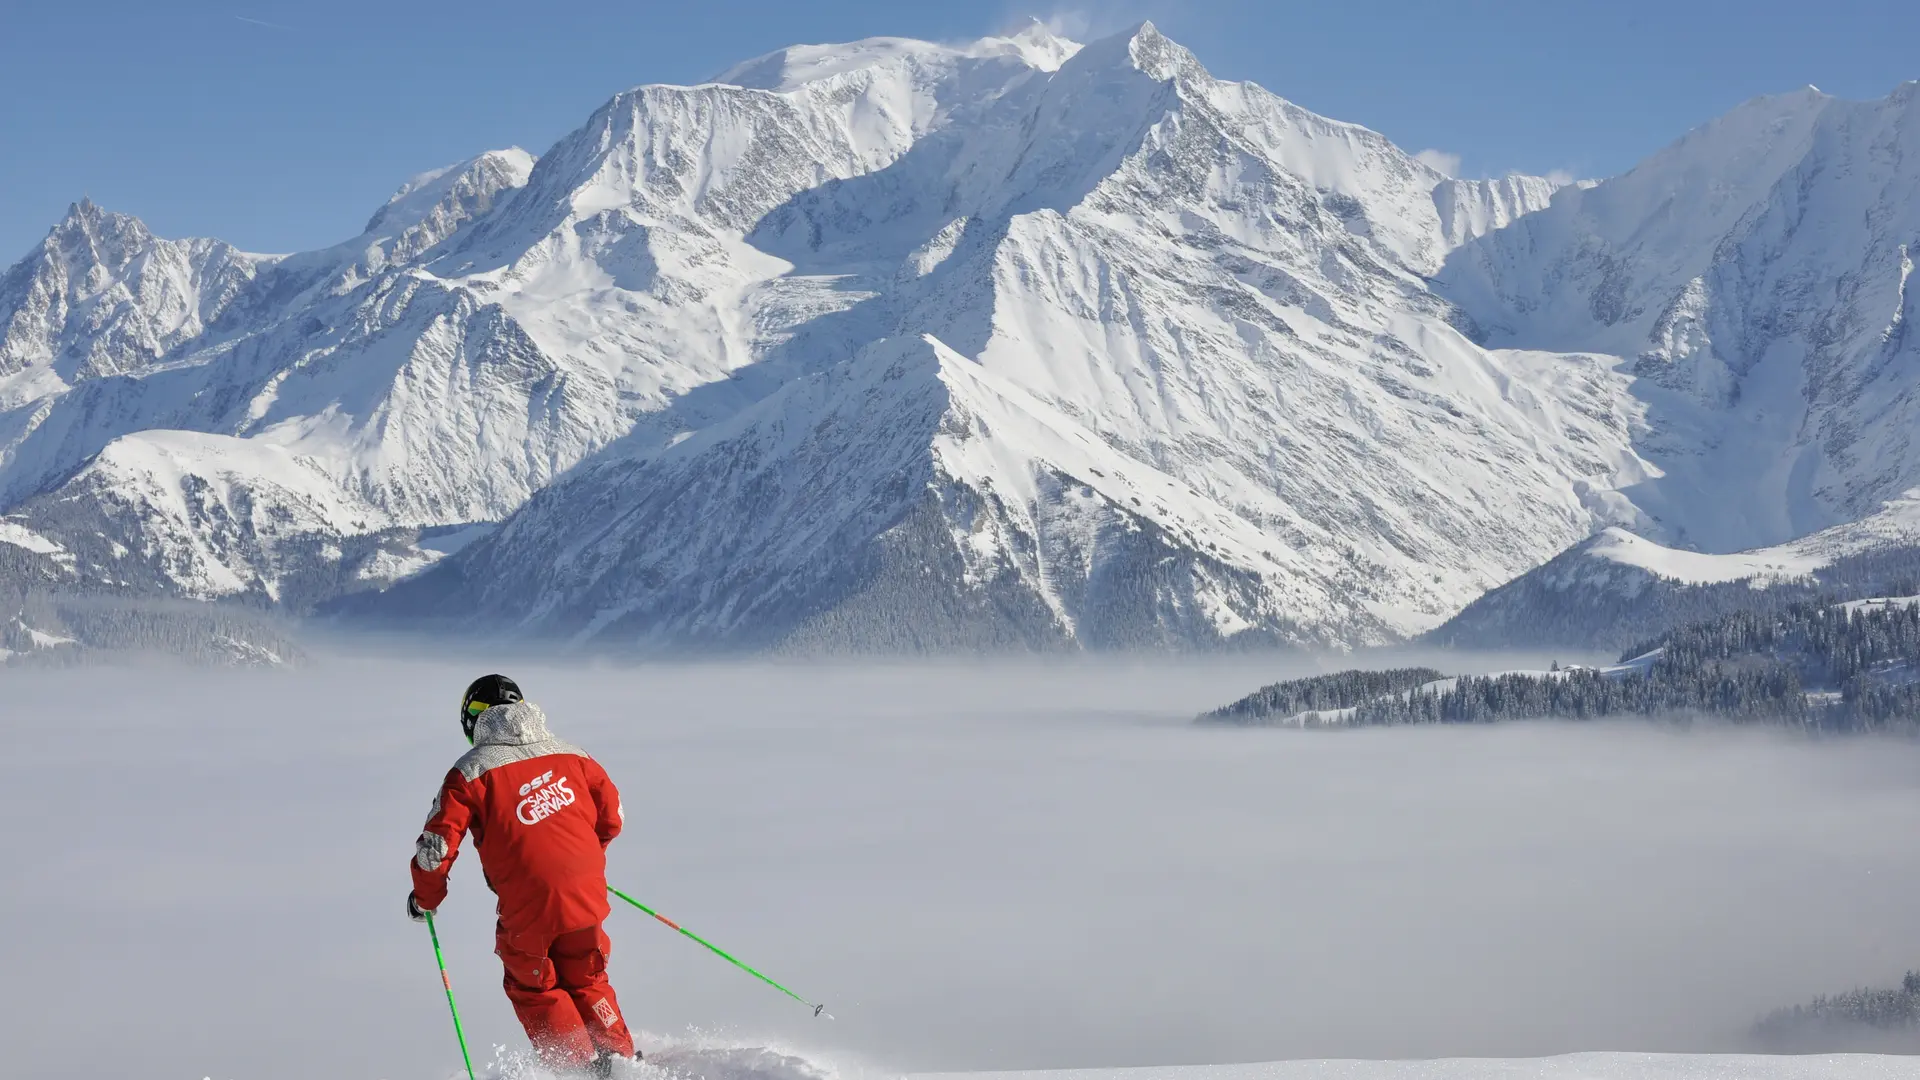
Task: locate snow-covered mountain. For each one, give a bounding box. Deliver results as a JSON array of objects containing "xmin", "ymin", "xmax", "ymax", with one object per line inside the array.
[
  {"xmin": 1423, "ymin": 81, "xmax": 1920, "ymax": 648},
  {"xmin": 1433, "ymin": 173, "xmax": 1573, "ymax": 249},
  {"xmin": 4, "ymin": 21, "xmax": 1916, "ymax": 651},
  {"xmin": 360, "ymin": 22, "xmax": 1646, "ymax": 649},
  {"xmin": 1442, "ymin": 82, "xmax": 1920, "ymax": 553},
  {"xmin": 0, "ymin": 199, "xmax": 266, "ymax": 387},
  {"xmin": 0, "ymin": 144, "xmax": 608, "ymax": 603}
]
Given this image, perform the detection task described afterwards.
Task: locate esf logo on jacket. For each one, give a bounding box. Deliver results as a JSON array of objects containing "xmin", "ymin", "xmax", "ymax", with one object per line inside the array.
[{"xmin": 515, "ymin": 770, "xmax": 578, "ymax": 826}]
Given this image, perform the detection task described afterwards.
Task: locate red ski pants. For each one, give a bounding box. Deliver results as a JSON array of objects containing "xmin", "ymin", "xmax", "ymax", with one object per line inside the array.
[{"xmin": 496, "ymin": 922, "xmax": 635, "ymax": 1065}]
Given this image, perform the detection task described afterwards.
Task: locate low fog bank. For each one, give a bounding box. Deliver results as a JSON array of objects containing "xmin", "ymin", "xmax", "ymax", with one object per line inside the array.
[
  {"xmin": 3, "ymin": 656, "xmax": 1916, "ymax": 1080},
  {"xmin": 294, "ymin": 628, "xmax": 1614, "ymax": 689}
]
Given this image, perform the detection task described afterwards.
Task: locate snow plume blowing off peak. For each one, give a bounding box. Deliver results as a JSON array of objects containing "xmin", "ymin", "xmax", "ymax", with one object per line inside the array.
[
  {"xmin": 5, "ymin": 23, "xmax": 1920, "ymax": 654},
  {"xmin": 715, "ymin": 16, "xmax": 1083, "ymax": 90}
]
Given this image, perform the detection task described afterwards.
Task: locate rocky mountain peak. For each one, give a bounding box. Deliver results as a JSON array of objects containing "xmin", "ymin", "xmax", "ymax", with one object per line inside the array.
[{"xmin": 43, "ymin": 198, "xmax": 157, "ymax": 274}]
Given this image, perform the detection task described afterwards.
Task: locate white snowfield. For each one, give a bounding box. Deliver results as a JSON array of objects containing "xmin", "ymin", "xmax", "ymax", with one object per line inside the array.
[
  {"xmin": 919, "ymin": 1056, "xmax": 1920, "ymax": 1080},
  {"xmin": 1510, "ymin": 493, "xmax": 1920, "ymax": 593},
  {"xmin": 58, "ymin": 430, "xmax": 392, "ymax": 597},
  {"xmin": 614, "ymin": 1043, "xmax": 1920, "ymax": 1080},
  {"xmin": 438, "ymin": 1040, "xmax": 1920, "ymax": 1080},
  {"xmin": 1, "ymin": 21, "xmax": 1917, "ymax": 645},
  {"xmin": 1838, "ymin": 596, "xmax": 1920, "ymax": 613},
  {"xmin": 1580, "ymin": 529, "xmax": 1827, "ymax": 587},
  {"xmin": 0, "ymin": 517, "xmax": 63, "ymax": 555}
]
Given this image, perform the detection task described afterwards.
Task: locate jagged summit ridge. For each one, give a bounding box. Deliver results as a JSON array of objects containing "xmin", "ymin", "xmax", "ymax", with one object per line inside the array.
[
  {"xmin": 0, "ymin": 199, "xmax": 269, "ymax": 384},
  {"xmin": 1440, "ymin": 78, "xmax": 1920, "ymax": 553}
]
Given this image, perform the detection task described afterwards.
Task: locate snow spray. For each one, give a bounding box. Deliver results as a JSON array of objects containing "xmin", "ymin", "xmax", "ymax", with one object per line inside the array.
[
  {"xmin": 424, "ymin": 910, "xmax": 479, "ymax": 1080},
  {"xmin": 608, "ymin": 885, "xmax": 832, "ymax": 1018}
]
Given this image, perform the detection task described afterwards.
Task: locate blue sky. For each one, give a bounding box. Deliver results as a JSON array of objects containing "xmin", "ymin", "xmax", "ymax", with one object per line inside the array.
[{"xmin": 4, "ymin": 0, "xmax": 1915, "ymax": 261}]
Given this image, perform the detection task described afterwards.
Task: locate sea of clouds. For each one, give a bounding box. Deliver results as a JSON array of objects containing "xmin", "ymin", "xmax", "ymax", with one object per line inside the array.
[{"xmin": 5, "ymin": 653, "xmax": 1919, "ymax": 1079}]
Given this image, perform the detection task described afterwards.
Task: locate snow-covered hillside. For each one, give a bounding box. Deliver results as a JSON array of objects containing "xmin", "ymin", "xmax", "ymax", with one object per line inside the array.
[
  {"xmin": 1433, "ymin": 494, "xmax": 1920, "ymax": 649},
  {"xmin": 1433, "ymin": 173, "xmax": 1571, "ymax": 249},
  {"xmin": 463, "ymin": 1044, "xmax": 1920, "ymax": 1080},
  {"xmin": 1442, "ymin": 83, "xmax": 1920, "ymax": 553},
  {"xmin": 4, "ymin": 21, "xmax": 1917, "ymax": 650},
  {"xmin": 930, "ymin": 1055, "xmax": 1920, "ymax": 1080}
]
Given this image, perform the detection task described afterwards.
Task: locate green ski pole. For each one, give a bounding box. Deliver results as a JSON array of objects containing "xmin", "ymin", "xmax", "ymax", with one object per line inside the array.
[
  {"xmin": 424, "ymin": 910, "xmax": 479, "ymax": 1080},
  {"xmin": 608, "ymin": 885, "xmax": 831, "ymax": 1018}
]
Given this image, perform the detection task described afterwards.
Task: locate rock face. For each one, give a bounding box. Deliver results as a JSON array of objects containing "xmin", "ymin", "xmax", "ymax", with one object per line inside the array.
[
  {"xmin": 3, "ymin": 22, "xmax": 1916, "ymax": 652},
  {"xmin": 1440, "ymin": 82, "xmax": 1920, "ymax": 553},
  {"xmin": 1432, "ymin": 174, "xmax": 1571, "ymax": 249}
]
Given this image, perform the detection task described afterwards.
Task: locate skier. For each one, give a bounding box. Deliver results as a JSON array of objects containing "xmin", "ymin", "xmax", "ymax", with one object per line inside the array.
[{"xmin": 408, "ymin": 674, "xmax": 638, "ymax": 1077}]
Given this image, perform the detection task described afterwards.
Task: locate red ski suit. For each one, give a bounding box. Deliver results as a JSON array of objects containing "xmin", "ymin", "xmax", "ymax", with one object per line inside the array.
[{"xmin": 412, "ymin": 701, "xmax": 635, "ymax": 1065}]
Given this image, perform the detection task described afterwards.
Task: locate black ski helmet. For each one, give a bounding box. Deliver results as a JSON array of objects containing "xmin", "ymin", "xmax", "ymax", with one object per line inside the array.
[{"xmin": 460, "ymin": 674, "xmax": 523, "ymax": 743}]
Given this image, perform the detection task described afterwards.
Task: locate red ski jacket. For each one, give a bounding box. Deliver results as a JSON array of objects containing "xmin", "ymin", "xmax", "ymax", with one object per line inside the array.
[{"xmin": 411, "ymin": 701, "xmax": 621, "ymax": 937}]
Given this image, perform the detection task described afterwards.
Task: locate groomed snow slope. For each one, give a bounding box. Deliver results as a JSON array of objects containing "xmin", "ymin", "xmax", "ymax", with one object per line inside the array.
[
  {"xmin": 1495, "ymin": 492, "xmax": 1920, "ymax": 592},
  {"xmin": 489, "ymin": 1041, "xmax": 1920, "ymax": 1080},
  {"xmin": 922, "ymin": 1055, "xmax": 1920, "ymax": 1080},
  {"xmin": 1441, "ymin": 82, "xmax": 1920, "ymax": 553}
]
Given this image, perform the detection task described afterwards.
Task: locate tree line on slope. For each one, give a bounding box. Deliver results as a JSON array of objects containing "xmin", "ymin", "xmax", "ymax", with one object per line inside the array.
[
  {"xmin": 1198, "ymin": 668, "xmax": 1446, "ymax": 724},
  {"xmin": 1625, "ymin": 597, "xmax": 1920, "ymax": 675},
  {"xmin": 1202, "ymin": 600, "xmax": 1920, "ymax": 731},
  {"xmin": 1754, "ymin": 971, "xmax": 1920, "ymax": 1052},
  {"xmin": 0, "ymin": 581, "xmax": 301, "ymax": 667}
]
